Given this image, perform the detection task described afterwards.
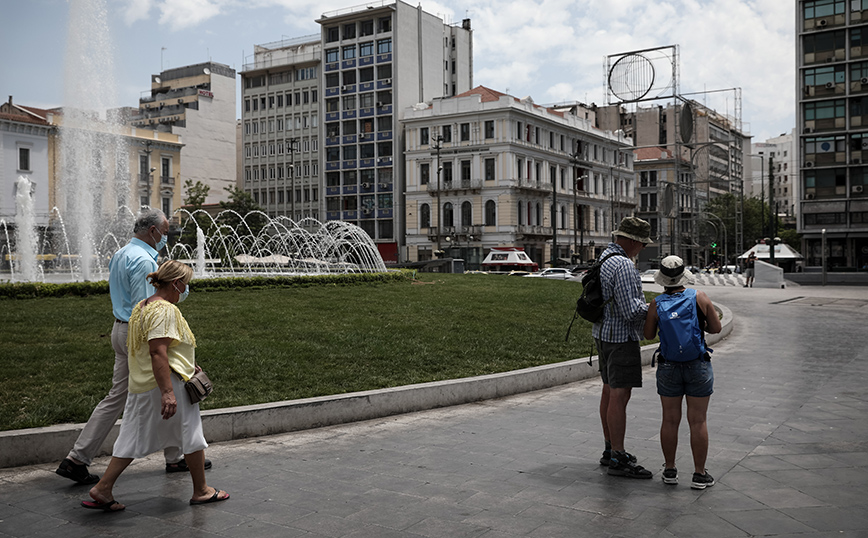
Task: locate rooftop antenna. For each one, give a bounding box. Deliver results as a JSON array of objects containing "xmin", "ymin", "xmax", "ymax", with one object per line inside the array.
[{"xmin": 161, "ymin": 47, "xmax": 167, "ymax": 71}]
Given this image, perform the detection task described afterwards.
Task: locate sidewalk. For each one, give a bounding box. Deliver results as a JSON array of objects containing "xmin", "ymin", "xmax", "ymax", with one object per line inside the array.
[{"xmin": 0, "ymin": 284, "xmax": 866, "ymax": 537}]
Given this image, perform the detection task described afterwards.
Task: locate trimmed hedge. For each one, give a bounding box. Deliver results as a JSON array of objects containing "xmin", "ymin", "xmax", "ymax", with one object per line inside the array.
[{"xmin": 0, "ymin": 270, "xmax": 413, "ymax": 300}]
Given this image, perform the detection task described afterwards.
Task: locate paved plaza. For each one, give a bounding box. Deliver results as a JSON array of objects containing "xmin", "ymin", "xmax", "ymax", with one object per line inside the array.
[{"xmin": 1, "ymin": 283, "xmax": 867, "ymax": 537}]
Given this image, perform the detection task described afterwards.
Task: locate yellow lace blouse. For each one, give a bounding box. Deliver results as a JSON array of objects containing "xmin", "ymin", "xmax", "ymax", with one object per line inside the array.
[{"xmin": 127, "ymin": 300, "xmax": 197, "ymax": 394}]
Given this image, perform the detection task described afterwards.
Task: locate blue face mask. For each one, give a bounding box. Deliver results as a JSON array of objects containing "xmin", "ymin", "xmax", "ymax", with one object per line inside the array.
[
  {"xmin": 153, "ymin": 228, "xmax": 168, "ymax": 252},
  {"xmin": 174, "ymin": 282, "xmax": 190, "ymax": 303}
]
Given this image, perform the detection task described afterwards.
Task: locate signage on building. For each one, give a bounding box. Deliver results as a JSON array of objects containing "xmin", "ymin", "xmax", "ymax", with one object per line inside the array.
[{"xmin": 198, "ymin": 89, "xmax": 214, "ymax": 98}]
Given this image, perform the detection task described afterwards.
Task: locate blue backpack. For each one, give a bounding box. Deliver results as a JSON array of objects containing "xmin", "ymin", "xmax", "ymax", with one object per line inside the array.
[{"xmin": 655, "ymin": 288, "xmax": 710, "ymax": 362}]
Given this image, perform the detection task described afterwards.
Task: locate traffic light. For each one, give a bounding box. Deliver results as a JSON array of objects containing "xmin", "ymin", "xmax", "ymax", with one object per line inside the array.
[{"xmin": 711, "ymin": 242, "xmax": 718, "ymax": 255}]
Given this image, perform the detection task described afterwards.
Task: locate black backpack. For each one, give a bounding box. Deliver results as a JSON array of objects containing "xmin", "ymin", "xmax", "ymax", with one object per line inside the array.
[{"xmin": 565, "ymin": 252, "xmax": 624, "ymax": 341}]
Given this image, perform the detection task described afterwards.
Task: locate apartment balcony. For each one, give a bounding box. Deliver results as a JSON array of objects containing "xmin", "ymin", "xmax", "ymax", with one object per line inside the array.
[
  {"xmin": 426, "ymin": 178, "xmax": 483, "ymax": 194},
  {"xmin": 160, "ymin": 176, "xmax": 174, "ymax": 186}
]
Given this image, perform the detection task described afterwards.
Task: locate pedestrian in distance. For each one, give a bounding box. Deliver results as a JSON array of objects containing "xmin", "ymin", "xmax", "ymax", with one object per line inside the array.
[
  {"xmin": 57, "ymin": 209, "xmax": 210, "ymax": 485},
  {"xmin": 82, "ymin": 260, "xmax": 228, "ymax": 511},
  {"xmin": 595, "ymin": 216, "xmax": 654, "ymax": 479},
  {"xmin": 744, "ymin": 252, "xmax": 757, "ymax": 288},
  {"xmin": 643, "ymin": 256, "xmax": 722, "ymax": 490}
]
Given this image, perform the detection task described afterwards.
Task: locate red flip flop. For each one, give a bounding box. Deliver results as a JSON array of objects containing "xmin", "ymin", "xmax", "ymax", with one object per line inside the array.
[{"xmin": 81, "ymin": 499, "xmax": 125, "ymax": 512}]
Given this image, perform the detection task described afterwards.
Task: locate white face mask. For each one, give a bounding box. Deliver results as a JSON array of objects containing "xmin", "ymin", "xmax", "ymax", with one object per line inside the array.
[
  {"xmin": 152, "ymin": 228, "xmax": 168, "ymax": 251},
  {"xmin": 174, "ymin": 281, "xmax": 190, "ymax": 303}
]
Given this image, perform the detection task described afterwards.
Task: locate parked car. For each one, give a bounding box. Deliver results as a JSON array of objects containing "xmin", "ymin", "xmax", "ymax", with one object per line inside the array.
[
  {"xmin": 640, "ymin": 269, "xmax": 658, "ymax": 284},
  {"xmin": 523, "ymin": 268, "xmax": 579, "ymax": 280}
]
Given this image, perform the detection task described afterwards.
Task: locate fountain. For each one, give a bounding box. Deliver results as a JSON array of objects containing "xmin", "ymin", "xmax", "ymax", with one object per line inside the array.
[
  {"xmin": 1, "ymin": 0, "xmax": 387, "ymax": 283},
  {"xmin": 14, "ymin": 177, "xmax": 38, "ymax": 282}
]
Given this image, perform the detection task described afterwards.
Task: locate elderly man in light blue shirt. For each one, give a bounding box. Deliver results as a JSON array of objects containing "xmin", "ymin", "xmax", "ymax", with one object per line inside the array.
[{"xmin": 57, "ymin": 209, "xmax": 207, "ymax": 483}]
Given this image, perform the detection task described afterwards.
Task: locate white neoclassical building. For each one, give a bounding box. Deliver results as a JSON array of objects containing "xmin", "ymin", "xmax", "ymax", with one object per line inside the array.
[{"xmin": 402, "ymin": 86, "xmax": 636, "ymax": 269}]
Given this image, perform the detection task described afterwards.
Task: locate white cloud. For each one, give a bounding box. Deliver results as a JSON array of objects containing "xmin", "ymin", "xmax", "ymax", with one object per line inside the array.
[
  {"xmin": 156, "ymin": 0, "xmax": 225, "ymax": 31},
  {"xmin": 121, "ymin": 0, "xmax": 154, "ymax": 25}
]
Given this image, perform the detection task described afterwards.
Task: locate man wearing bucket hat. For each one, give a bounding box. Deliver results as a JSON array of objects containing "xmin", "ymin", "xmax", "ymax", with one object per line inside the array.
[
  {"xmin": 594, "ymin": 216, "xmax": 653, "ymax": 479},
  {"xmin": 644, "ymin": 256, "xmax": 721, "ymax": 489}
]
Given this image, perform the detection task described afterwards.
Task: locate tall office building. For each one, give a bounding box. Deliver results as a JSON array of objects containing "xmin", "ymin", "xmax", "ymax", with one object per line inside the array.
[
  {"xmin": 751, "ymin": 130, "xmax": 798, "ymax": 226},
  {"xmin": 240, "ymin": 35, "xmax": 322, "ymax": 221},
  {"xmin": 318, "ymin": 1, "xmax": 472, "ymax": 262},
  {"xmin": 403, "ymin": 87, "xmax": 635, "ymax": 269},
  {"xmin": 130, "ymin": 62, "xmax": 237, "ymax": 208},
  {"xmin": 798, "ymin": 1, "xmax": 868, "ymax": 268}
]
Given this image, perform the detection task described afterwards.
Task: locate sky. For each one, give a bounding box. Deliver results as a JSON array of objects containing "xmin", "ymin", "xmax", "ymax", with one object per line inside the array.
[{"xmin": 1, "ymin": 0, "xmax": 795, "ymax": 142}]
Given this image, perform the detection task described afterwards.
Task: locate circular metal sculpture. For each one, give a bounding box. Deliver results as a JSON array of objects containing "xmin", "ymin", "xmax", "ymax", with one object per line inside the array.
[
  {"xmin": 608, "ymin": 53, "xmax": 656, "ymax": 102},
  {"xmin": 680, "ymin": 101, "xmax": 694, "ymax": 144}
]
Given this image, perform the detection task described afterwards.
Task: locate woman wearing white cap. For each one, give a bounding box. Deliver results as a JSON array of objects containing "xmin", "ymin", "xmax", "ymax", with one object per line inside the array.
[{"xmin": 643, "ymin": 255, "xmax": 721, "ymax": 490}]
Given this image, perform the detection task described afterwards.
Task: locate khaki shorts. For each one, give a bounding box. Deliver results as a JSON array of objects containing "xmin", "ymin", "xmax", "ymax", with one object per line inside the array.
[{"xmin": 596, "ymin": 339, "xmax": 643, "ymax": 388}]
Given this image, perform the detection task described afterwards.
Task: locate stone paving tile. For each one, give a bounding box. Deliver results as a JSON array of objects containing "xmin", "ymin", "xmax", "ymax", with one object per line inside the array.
[{"xmin": 716, "ymin": 509, "xmax": 817, "ymax": 536}]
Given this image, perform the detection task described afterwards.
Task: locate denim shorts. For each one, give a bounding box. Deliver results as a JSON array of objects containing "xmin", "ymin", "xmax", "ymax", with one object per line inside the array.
[{"xmin": 656, "ymin": 358, "xmax": 714, "ymax": 398}]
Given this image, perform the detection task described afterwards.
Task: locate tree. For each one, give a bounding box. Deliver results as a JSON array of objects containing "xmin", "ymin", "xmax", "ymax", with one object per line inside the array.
[{"xmin": 184, "ymin": 179, "xmax": 210, "ymax": 207}]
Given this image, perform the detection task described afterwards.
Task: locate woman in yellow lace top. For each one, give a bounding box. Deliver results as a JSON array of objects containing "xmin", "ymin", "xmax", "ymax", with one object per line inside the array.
[{"xmin": 82, "ymin": 260, "xmax": 228, "ymax": 512}]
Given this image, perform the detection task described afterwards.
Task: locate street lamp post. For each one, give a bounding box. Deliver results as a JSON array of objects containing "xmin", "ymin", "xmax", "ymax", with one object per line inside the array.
[{"xmin": 432, "ymin": 135, "xmax": 444, "ymax": 254}]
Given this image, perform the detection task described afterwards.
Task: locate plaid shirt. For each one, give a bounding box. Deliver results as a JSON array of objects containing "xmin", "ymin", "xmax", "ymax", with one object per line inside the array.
[{"xmin": 592, "ymin": 242, "xmax": 648, "ymax": 343}]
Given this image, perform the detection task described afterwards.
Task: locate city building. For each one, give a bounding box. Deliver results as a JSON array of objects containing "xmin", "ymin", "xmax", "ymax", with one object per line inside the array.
[
  {"xmin": 797, "ymin": 0, "xmax": 868, "ymax": 269},
  {"xmin": 632, "ymin": 147, "xmax": 695, "ymax": 269},
  {"xmin": 240, "ymin": 34, "xmax": 322, "ymax": 221},
  {"xmin": 1, "ymin": 97, "xmax": 54, "ymax": 229},
  {"xmin": 318, "ymin": 1, "xmax": 473, "ymax": 262},
  {"xmin": 240, "ymin": 1, "xmax": 473, "ymax": 263},
  {"xmin": 751, "ymin": 130, "xmax": 798, "ymax": 227},
  {"xmin": 402, "ymin": 86, "xmax": 635, "ymax": 269},
  {"xmin": 596, "ymin": 100, "xmax": 750, "ymax": 265},
  {"xmin": 129, "ymin": 61, "xmax": 236, "ymax": 208}
]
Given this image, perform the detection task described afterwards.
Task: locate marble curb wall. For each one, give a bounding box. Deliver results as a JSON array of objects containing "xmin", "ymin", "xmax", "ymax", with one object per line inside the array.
[{"xmin": 0, "ymin": 304, "xmax": 732, "ymax": 469}]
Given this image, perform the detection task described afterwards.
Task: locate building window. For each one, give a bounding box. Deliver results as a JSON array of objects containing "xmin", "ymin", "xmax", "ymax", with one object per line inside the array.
[
  {"xmin": 162, "ymin": 197, "xmax": 171, "ymax": 216},
  {"xmin": 360, "ymin": 19, "xmax": 374, "ymax": 36},
  {"xmin": 378, "ymin": 16, "xmax": 391, "ymax": 32},
  {"xmin": 484, "ymin": 120, "xmax": 494, "ymax": 139},
  {"xmin": 377, "ymin": 64, "xmax": 392, "ymax": 79},
  {"xmin": 442, "ymin": 125, "xmax": 452, "ymax": 142},
  {"xmin": 326, "ymin": 26, "xmax": 339, "ymax": 42},
  {"xmin": 442, "ymin": 161, "xmax": 453, "ymax": 183},
  {"xmin": 461, "ymin": 160, "xmax": 471, "ymax": 181},
  {"xmin": 18, "ymin": 147, "xmax": 30, "ymax": 171},
  {"xmin": 342, "ymin": 45, "xmax": 356, "ymax": 60},
  {"xmin": 377, "ymin": 38, "xmax": 392, "ymax": 54},
  {"xmin": 461, "ymin": 201, "xmax": 472, "ymax": 227},
  {"xmin": 325, "ymin": 48, "xmax": 339, "ymax": 63},
  {"xmin": 460, "ymin": 123, "xmax": 470, "ymax": 141},
  {"xmin": 359, "ymin": 41, "xmax": 374, "ymax": 57},
  {"xmin": 420, "ymin": 162, "xmax": 430, "ymax": 185},
  {"xmin": 359, "ymin": 66, "xmax": 374, "ymax": 82},
  {"xmin": 484, "ymin": 158, "xmax": 495, "ymax": 181},
  {"xmin": 421, "ymin": 203, "xmax": 431, "ymax": 228},
  {"xmin": 803, "ymin": 0, "xmax": 845, "ymax": 20},
  {"xmin": 443, "ymin": 202, "xmax": 454, "ymax": 226},
  {"xmin": 485, "ymin": 200, "xmax": 496, "ymax": 226},
  {"xmin": 420, "ymin": 127, "xmax": 429, "ymax": 145},
  {"xmin": 343, "ymin": 23, "xmax": 356, "ymax": 39}
]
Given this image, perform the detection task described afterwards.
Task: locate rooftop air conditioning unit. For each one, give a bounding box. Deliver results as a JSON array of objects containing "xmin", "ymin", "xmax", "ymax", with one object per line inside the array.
[
  {"xmin": 818, "ymin": 19, "xmax": 828, "ymax": 27},
  {"xmin": 853, "ymin": 185, "xmax": 864, "ymax": 193},
  {"xmin": 341, "ymin": 85, "xmax": 347, "ymax": 91},
  {"xmin": 806, "ymin": 193, "xmax": 816, "ymax": 199},
  {"xmin": 385, "ymin": 78, "xmax": 392, "ymax": 84},
  {"xmin": 359, "ymin": 134, "xmax": 365, "ymax": 140},
  {"xmin": 806, "ymin": 161, "xmax": 815, "ymax": 167},
  {"xmin": 861, "ymin": 77, "xmax": 868, "ymax": 85},
  {"xmin": 825, "ymin": 81, "xmax": 835, "ymax": 89},
  {"xmin": 376, "ymin": 101, "xmax": 383, "ymax": 108},
  {"xmin": 362, "ymin": 182, "xmax": 371, "ymax": 189}
]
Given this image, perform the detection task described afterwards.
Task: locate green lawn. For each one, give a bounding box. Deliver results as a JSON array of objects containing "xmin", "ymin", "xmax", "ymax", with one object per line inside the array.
[{"xmin": 0, "ymin": 273, "xmax": 655, "ymax": 431}]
